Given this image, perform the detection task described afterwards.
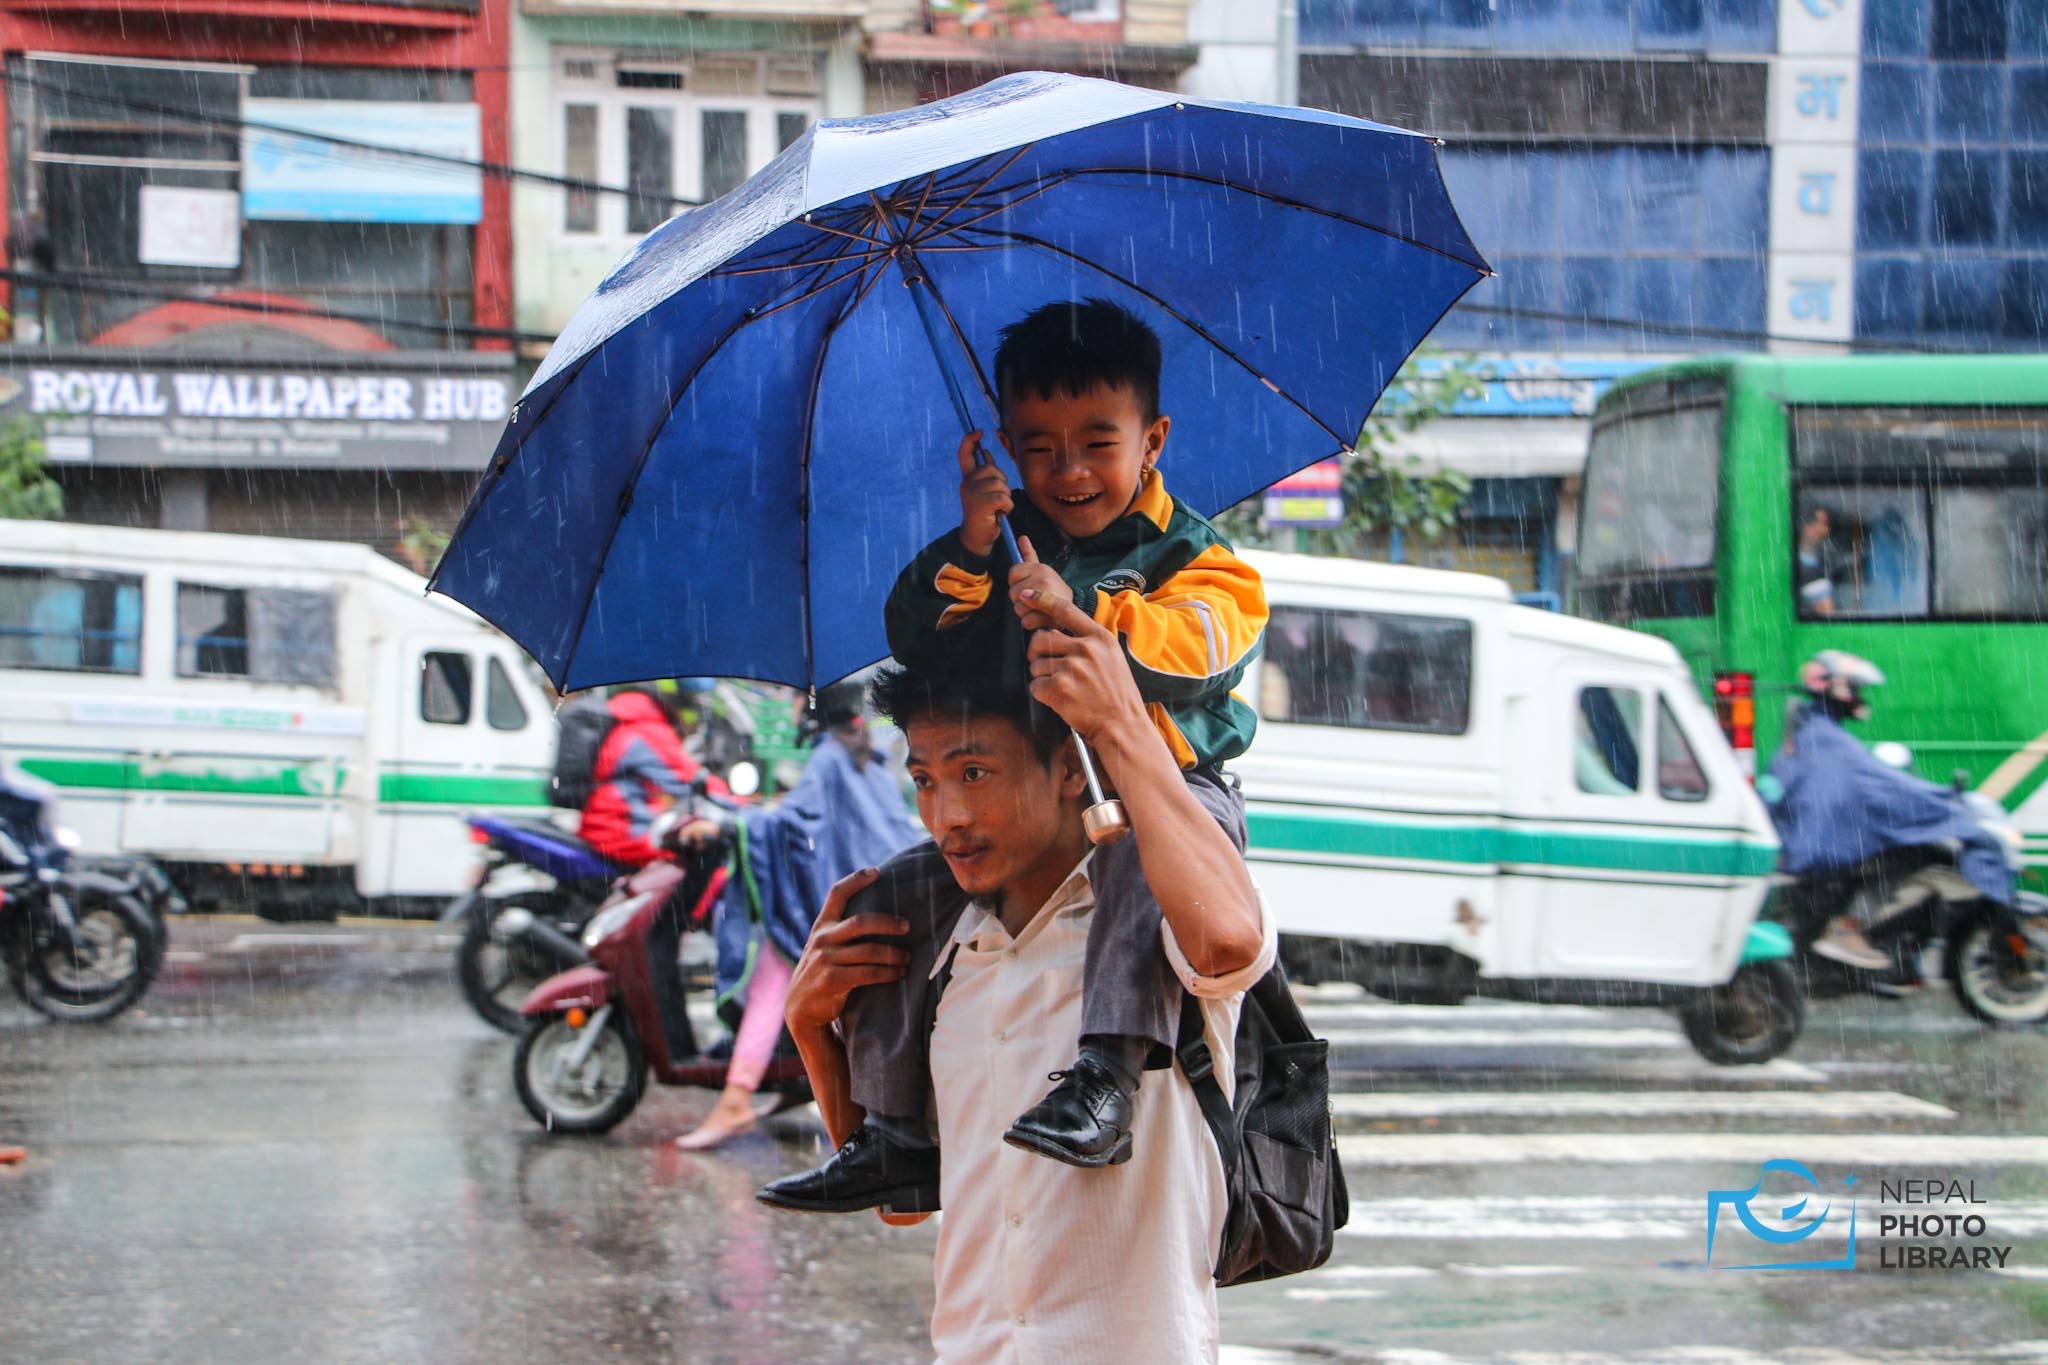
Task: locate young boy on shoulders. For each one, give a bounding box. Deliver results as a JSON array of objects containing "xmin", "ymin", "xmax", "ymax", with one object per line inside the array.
[{"xmin": 760, "ymin": 297, "xmax": 1267, "ymax": 1215}]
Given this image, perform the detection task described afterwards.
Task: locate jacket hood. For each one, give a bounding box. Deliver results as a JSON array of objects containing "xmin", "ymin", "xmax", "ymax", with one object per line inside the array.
[{"xmin": 607, "ymin": 690, "xmax": 670, "ymax": 726}]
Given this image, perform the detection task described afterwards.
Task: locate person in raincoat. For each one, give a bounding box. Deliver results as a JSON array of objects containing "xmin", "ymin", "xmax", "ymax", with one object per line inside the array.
[
  {"xmin": 674, "ymin": 680, "xmax": 922, "ymax": 1150},
  {"xmin": 577, "ymin": 687, "xmax": 729, "ymax": 868}
]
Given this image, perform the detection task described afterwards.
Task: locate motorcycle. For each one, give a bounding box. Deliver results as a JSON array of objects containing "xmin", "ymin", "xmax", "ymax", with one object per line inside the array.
[
  {"xmin": 1768, "ymin": 750, "xmax": 2048, "ymax": 1025},
  {"xmin": 1, "ymin": 765, "xmax": 158, "ymax": 1023},
  {"xmin": 444, "ymin": 813, "xmax": 632, "ymax": 1034},
  {"xmin": 512, "ymin": 771, "xmax": 805, "ymax": 1135}
]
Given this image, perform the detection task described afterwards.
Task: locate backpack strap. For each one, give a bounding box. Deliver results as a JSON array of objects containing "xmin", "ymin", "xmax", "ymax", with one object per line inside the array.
[{"xmin": 1177, "ymin": 990, "xmax": 1241, "ymax": 1179}]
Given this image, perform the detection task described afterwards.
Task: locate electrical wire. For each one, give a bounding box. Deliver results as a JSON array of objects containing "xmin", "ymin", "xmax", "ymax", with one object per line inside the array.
[{"xmin": 7, "ymin": 68, "xmax": 707, "ymax": 209}]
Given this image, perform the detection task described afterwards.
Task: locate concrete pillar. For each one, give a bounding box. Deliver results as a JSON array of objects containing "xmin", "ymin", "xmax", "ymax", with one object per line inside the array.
[{"xmin": 159, "ymin": 470, "xmax": 208, "ymax": 532}]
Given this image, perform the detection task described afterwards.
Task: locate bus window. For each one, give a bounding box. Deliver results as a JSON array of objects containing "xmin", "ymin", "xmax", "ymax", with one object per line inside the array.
[
  {"xmin": 486, "ymin": 657, "xmax": 529, "ymax": 731},
  {"xmin": 421, "ymin": 652, "xmax": 473, "ymax": 725},
  {"xmin": 1258, "ymin": 605, "xmax": 1472, "ymax": 735},
  {"xmin": 1574, "ymin": 686, "xmax": 1641, "ymax": 796},
  {"xmin": 1793, "ymin": 488, "xmax": 1930, "ymax": 618},
  {"xmin": 1792, "ymin": 405, "xmax": 2048, "ymax": 621},
  {"xmin": 1655, "ymin": 697, "xmax": 1710, "ymax": 803},
  {"xmin": 0, "ymin": 567, "xmax": 141, "ymax": 674}
]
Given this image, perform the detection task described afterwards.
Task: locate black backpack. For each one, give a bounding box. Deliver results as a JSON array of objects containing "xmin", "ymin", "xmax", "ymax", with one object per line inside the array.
[
  {"xmin": 549, "ymin": 695, "xmax": 619, "ymax": 809},
  {"xmin": 1177, "ymin": 964, "xmax": 1349, "ymax": 1287}
]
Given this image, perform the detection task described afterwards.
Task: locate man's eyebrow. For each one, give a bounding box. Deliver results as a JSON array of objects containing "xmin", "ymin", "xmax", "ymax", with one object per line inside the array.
[{"xmin": 942, "ymin": 742, "xmax": 996, "ymax": 761}]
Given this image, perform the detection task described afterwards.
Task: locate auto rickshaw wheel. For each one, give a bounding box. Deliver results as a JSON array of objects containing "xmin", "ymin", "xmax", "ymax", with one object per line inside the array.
[{"xmin": 1680, "ymin": 960, "xmax": 1804, "ymax": 1066}]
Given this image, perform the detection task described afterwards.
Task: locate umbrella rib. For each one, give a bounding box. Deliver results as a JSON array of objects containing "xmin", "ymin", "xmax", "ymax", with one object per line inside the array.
[
  {"xmin": 799, "ymin": 218, "xmax": 893, "ymax": 249},
  {"xmin": 1056, "ymin": 167, "xmax": 1487, "ymax": 272},
  {"xmin": 905, "ymin": 144, "xmax": 1037, "ymax": 244},
  {"xmin": 708, "ymin": 245, "xmax": 887, "ymax": 278},
  {"xmin": 748, "ymin": 258, "xmax": 880, "ymax": 323},
  {"xmin": 979, "ymin": 225, "xmax": 1356, "ymax": 450},
  {"xmin": 903, "ymin": 173, "xmax": 1076, "ymax": 246}
]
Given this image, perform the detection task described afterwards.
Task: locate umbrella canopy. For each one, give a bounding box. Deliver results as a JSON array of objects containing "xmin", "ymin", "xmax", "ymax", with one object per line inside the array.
[{"xmin": 431, "ymin": 71, "xmax": 1488, "ymax": 692}]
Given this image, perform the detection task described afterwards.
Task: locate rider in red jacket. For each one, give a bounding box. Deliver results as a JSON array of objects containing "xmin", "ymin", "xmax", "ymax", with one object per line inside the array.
[{"xmin": 578, "ymin": 689, "xmax": 730, "ymax": 867}]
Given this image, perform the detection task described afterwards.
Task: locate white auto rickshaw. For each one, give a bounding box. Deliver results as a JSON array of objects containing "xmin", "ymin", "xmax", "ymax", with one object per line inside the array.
[{"xmin": 1236, "ymin": 552, "xmax": 1799, "ymax": 1065}]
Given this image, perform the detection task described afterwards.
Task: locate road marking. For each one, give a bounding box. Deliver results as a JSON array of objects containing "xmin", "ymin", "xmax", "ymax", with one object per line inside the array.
[
  {"xmin": 1339, "ymin": 1133, "xmax": 2048, "ymax": 1167},
  {"xmin": 1300, "ymin": 1002, "xmax": 1610, "ymax": 1024},
  {"xmin": 1330, "ymin": 1196, "xmax": 2048, "ymax": 1241},
  {"xmin": 1331, "ymin": 1090, "xmax": 1955, "ymax": 1121},
  {"xmin": 1320, "ymin": 1026, "xmax": 1695, "ymax": 1049},
  {"xmin": 226, "ymin": 933, "xmax": 366, "ymax": 950}
]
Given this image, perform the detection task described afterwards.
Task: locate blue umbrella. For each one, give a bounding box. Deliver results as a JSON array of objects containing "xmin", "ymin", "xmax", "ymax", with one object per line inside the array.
[{"xmin": 431, "ymin": 71, "xmax": 1487, "ymax": 693}]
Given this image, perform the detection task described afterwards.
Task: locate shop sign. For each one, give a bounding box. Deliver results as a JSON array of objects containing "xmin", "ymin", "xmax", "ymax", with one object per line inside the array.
[{"xmin": 242, "ymin": 100, "xmax": 484, "ymax": 224}]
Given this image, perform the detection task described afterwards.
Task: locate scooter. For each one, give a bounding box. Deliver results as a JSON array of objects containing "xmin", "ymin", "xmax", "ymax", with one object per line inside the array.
[
  {"xmin": 1, "ymin": 765, "xmax": 158, "ymax": 1023},
  {"xmin": 444, "ymin": 813, "xmax": 632, "ymax": 1033},
  {"xmin": 1768, "ymin": 754, "xmax": 2048, "ymax": 1025},
  {"xmin": 512, "ymin": 777, "xmax": 806, "ymax": 1135}
]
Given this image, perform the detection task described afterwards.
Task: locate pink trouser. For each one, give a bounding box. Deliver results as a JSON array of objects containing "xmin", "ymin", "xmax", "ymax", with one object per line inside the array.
[{"xmin": 727, "ymin": 945, "xmax": 792, "ymax": 1093}]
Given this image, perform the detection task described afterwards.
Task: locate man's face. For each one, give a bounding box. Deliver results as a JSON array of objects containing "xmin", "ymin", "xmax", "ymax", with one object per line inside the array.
[
  {"xmin": 1000, "ymin": 380, "xmax": 1170, "ymax": 542},
  {"xmin": 1802, "ymin": 508, "xmax": 1830, "ymax": 547},
  {"xmin": 902, "ymin": 709, "xmax": 1085, "ymax": 900}
]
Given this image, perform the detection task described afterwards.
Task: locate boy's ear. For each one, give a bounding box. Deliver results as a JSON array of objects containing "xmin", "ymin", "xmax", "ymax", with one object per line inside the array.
[
  {"xmin": 996, "ymin": 426, "xmax": 1013, "ymax": 456},
  {"xmin": 1144, "ymin": 413, "xmax": 1171, "ymax": 467}
]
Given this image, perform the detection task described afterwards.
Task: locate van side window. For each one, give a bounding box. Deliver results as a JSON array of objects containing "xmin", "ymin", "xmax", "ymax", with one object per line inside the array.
[
  {"xmin": 1574, "ymin": 686, "xmax": 1642, "ymax": 795},
  {"xmin": 0, "ymin": 567, "xmax": 142, "ymax": 674},
  {"xmin": 486, "ymin": 657, "xmax": 528, "ymax": 731},
  {"xmin": 1258, "ymin": 606, "xmax": 1472, "ymax": 735},
  {"xmin": 1656, "ymin": 697, "xmax": 1710, "ymax": 803},
  {"xmin": 421, "ymin": 652, "xmax": 473, "ymax": 725},
  {"xmin": 176, "ymin": 583, "xmax": 338, "ymax": 686}
]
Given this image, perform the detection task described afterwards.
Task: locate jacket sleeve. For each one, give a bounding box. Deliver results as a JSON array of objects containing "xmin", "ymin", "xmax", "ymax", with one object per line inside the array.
[
  {"xmin": 884, "ymin": 528, "xmax": 998, "ymax": 665},
  {"xmin": 1091, "ymin": 541, "xmax": 1268, "ymax": 704},
  {"xmin": 617, "ymin": 721, "xmax": 729, "ymax": 803}
]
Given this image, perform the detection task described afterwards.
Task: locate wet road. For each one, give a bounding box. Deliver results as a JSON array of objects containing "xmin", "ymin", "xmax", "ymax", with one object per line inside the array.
[{"xmin": 5, "ymin": 918, "xmax": 2048, "ymax": 1364}]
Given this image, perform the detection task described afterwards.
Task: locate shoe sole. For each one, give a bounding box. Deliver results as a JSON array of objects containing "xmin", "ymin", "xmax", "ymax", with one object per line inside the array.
[
  {"xmin": 1001, "ymin": 1126, "xmax": 1134, "ymax": 1169},
  {"xmin": 755, "ymin": 1184, "xmax": 941, "ymax": 1215}
]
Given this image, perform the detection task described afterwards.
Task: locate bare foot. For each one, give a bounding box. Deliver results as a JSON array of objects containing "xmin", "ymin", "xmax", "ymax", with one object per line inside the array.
[{"xmin": 673, "ymin": 1103, "xmax": 759, "ymax": 1151}]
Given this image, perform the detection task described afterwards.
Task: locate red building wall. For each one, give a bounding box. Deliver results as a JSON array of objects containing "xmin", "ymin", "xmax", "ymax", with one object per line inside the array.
[{"xmin": 0, "ymin": 0, "xmax": 512, "ymax": 349}]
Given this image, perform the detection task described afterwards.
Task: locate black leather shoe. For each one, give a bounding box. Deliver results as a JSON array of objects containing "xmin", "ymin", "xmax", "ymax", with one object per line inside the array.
[
  {"xmin": 1002, "ymin": 1058, "xmax": 1134, "ymax": 1168},
  {"xmin": 756, "ymin": 1123, "xmax": 941, "ymax": 1214}
]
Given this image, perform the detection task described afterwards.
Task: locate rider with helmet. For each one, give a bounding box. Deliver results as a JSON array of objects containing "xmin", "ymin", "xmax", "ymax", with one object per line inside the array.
[{"xmin": 1775, "ymin": 651, "xmax": 1891, "ymax": 968}]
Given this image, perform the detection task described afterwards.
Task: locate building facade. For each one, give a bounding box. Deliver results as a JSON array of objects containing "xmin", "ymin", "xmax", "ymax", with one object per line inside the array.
[{"xmin": 0, "ymin": 0, "xmax": 517, "ymax": 561}]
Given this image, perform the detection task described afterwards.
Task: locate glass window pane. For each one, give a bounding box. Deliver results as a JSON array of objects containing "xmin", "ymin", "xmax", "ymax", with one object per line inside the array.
[
  {"xmin": 1705, "ymin": 0, "xmax": 1773, "ymax": 53},
  {"xmin": 1257, "ymin": 607, "xmax": 1473, "ymax": 735},
  {"xmin": 2011, "ymin": 151, "xmax": 2048, "ymax": 245},
  {"xmin": 0, "ymin": 568, "xmax": 141, "ymax": 674},
  {"xmin": 421, "ymin": 652, "xmax": 473, "ymax": 725},
  {"xmin": 1580, "ymin": 399, "xmax": 1725, "ymax": 576},
  {"xmin": 1699, "ymin": 149, "xmax": 1770, "ymax": 252},
  {"xmin": 1629, "ymin": 150, "xmax": 1699, "ymax": 250},
  {"xmin": 1861, "ymin": 64, "xmax": 1930, "ymax": 142},
  {"xmin": 1931, "ymin": 149, "xmax": 1999, "ymax": 244},
  {"xmin": 1697, "ymin": 255, "xmax": 1767, "ymax": 333},
  {"xmin": 776, "ymin": 110, "xmax": 809, "ymax": 151},
  {"xmin": 2014, "ymin": 67, "xmax": 2048, "ymax": 142},
  {"xmin": 1797, "ymin": 485, "xmax": 1931, "ymax": 618},
  {"xmin": 1421, "ymin": 0, "xmax": 1491, "ymax": 48},
  {"xmin": 1925, "ymin": 256, "xmax": 2006, "ymax": 334},
  {"xmin": 1631, "ymin": 256, "xmax": 1699, "ymax": 329},
  {"xmin": 2007, "ymin": 258, "xmax": 2048, "ymax": 341},
  {"xmin": 1635, "ymin": 0, "xmax": 1704, "ymax": 49},
  {"xmin": 563, "ymin": 103, "xmax": 598, "ymax": 233},
  {"xmin": 701, "ymin": 108, "xmax": 748, "ymax": 201},
  {"xmin": 1656, "ymin": 698, "xmax": 1710, "ymax": 802},
  {"xmin": 626, "ymin": 105, "xmax": 675, "ymax": 233},
  {"xmin": 176, "ymin": 583, "xmax": 249, "ymax": 678},
  {"xmin": 1560, "ymin": 151, "xmax": 1628, "ymax": 244},
  {"xmin": 1935, "ymin": 488, "xmax": 2048, "ymax": 615},
  {"xmin": 1934, "ymin": 63, "xmax": 2007, "ymax": 141},
  {"xmin": 486, "ymin": 657, "xmax": 529, "ymax": 731},
  {"xmin": 1855, "ymin": 256, "xmax": 1925, "ymax": 340},
  {"xmin": 1575, "ymin": 687, "xmax": 1643, "ymax": 794},
  {"xmin": 1858, "ymin": 149, "xmax": 1927, "ymax": 248},
  {"xmin": 1864, "ymin": 0, "xmax": 1930, "ymax": 57},
  {"xmin": 1931, "ymin": 0, "xmax": 2008, "ymax": 59}
]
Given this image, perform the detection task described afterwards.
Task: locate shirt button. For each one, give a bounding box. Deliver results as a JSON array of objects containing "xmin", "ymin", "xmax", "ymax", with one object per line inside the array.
[
  {"xmin": 1009, "ymin": 1213, "xmax": 1023, "ymax": 1227},
  {"xmin": 993, "ymin": 1029, "xmax": 1006, "ymax": 1043},
  {"xmin": 1014, "ymin": 1314, "xmax": 1027, "ymax": 1326},
  {"xmin": 1004, "ymin": 948, "xmax": 1017, "ymax": 959}
]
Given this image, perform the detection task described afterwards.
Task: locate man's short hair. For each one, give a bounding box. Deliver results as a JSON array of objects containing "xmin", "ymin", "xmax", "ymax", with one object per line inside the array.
[
  {"xmin": 869, "ymin": 664, "xmax": 1069, "ymax": 765},
  {"xmin": 995, "ymin": 297, "xmax": 1162, "ymax": 424}
]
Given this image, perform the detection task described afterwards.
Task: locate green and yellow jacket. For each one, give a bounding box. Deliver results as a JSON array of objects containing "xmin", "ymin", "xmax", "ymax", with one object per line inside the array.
[{"xmin": 883, "ymin": 467, "xmax": 1267, "ymax": 768}]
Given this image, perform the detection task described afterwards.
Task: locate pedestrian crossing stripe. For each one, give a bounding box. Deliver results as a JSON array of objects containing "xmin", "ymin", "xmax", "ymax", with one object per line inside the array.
[
  {"xmin": 1336, "ymin": 1133, "xmax": 2048, "ymax": 1166},
  {"xmin": 1330, "ymin": 1090, "xmax": 1955, "ymax": 1120}
]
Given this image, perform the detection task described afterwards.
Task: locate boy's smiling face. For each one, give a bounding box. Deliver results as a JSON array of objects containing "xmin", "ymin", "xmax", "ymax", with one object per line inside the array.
[{"xmin": 1000, "ymin": 380, "xmax": 1170, "ymax": 543}]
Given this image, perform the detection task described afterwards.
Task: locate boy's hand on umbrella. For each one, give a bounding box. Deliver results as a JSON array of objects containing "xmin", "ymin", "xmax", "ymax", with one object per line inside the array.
[
  {"xmin": 956, "ymin": 430, "xmax": 1013, "ymax": 558},
  {"xmin": 1009, "ymin": 536, "xmax": 1073, "ymax": 631}
]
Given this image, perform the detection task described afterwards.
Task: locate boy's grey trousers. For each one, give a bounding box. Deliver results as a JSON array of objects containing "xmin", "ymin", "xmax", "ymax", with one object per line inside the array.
[{"xmin": 842, "ymin": 767, "xmax": 1248, "ymax": 1122}]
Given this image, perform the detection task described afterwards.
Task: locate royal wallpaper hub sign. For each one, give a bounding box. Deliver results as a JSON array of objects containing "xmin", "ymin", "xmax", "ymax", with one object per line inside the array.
[{"xmin": 0, "ymin": 358, "xmax": 514, "ymax": 470}]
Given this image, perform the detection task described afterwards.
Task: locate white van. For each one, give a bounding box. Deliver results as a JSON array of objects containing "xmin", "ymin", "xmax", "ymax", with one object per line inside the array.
[
  {"xmin": 0, "ymin": 521, "xmax": 557, "ymax": 914},
  {"xmin": 1237, "ymin": 552, "xmax": 1797, "ymax": 1063}
]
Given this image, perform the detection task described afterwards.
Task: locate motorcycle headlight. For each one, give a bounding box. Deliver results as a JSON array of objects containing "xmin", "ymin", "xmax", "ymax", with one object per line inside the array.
[{"xmin": 581, "ymin": 895, "xmax": 648, "ymax": 948}]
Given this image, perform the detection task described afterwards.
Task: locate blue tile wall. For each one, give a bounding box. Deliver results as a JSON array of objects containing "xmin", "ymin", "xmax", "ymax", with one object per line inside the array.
[{"xmin": 1300, "ymin": 0, "xmax": 1774, "ymax": 53}]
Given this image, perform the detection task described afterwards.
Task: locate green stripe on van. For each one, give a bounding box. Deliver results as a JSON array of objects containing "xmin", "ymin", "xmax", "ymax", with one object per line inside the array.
[
  {"xmin": 1248, "ymin": 809, "xmax": 1780, "ymax": 879},
  {"xmin": 19, "ymin": 755, "xmax": 343, "ymax": 798},
  {"xmin": 377, "ymin": 773, "xmax": 549, "ymax": 807}
]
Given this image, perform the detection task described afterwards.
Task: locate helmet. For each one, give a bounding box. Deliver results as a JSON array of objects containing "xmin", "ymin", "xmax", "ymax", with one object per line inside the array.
[{"xmin": 1799, "ymin": 650, "xmax": 1884, "ymax": 721}]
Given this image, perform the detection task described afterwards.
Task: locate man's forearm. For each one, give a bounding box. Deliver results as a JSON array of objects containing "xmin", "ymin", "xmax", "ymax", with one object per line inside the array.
[
  {"xmin": 791, "ymin": 1022, "xmax": 863, "ymax": 1149},
  {"xmin": 1090, "ymin": 717, "xmax": 1262, "ymax": 979}
]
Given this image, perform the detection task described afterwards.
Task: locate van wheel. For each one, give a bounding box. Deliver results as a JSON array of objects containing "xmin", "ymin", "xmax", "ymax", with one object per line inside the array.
[{"xmin": 1681, "ymin": 961, "xmax": 1804, "ymax": 1065}]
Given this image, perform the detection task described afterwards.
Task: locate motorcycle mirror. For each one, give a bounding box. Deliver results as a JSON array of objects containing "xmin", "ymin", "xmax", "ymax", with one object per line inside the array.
[
  {"xmin": 727, "ymin": 762, "xmax": 762, "ymax": 799},
  {"xmin": 1871, "ymin": 741, "xmax": 1914, "ymax": 770}
]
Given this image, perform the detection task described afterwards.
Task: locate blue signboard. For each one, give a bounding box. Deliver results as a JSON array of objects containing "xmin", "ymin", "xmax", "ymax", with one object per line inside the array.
[
  {"xmin": 242, "ymin": 100, "xmax": 483, "ymax": 225},
  {"xmin": 1412, "ymin": 354, "xmax": 1669, "ymax": 419}
]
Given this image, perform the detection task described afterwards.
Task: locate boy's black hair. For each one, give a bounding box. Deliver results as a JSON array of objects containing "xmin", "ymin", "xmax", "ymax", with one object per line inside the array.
[
  {"xmin": 869, "ymin": 664, "xmax": 1070, "ymax": 766},
  {"xmin": 994, "ymin": 297, "xmax": 1162, "ymax": 425}
]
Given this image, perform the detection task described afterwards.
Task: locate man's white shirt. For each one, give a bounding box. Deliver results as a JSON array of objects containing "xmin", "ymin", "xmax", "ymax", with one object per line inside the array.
[{"xmin": 925, "ymin": 854, "xmax": 1277, "ymax": 1364}]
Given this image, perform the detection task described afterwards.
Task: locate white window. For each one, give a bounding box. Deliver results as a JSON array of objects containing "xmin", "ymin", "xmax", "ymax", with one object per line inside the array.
[{"xmin": 552, "ymin": 47, "xmax": 820, "ymax": 241}]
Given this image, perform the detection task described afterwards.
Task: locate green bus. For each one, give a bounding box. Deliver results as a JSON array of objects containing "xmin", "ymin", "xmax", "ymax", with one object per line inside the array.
[{"xmin": 1570, "ymin": 354, "xmax": 2048, "ymax": 887}]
